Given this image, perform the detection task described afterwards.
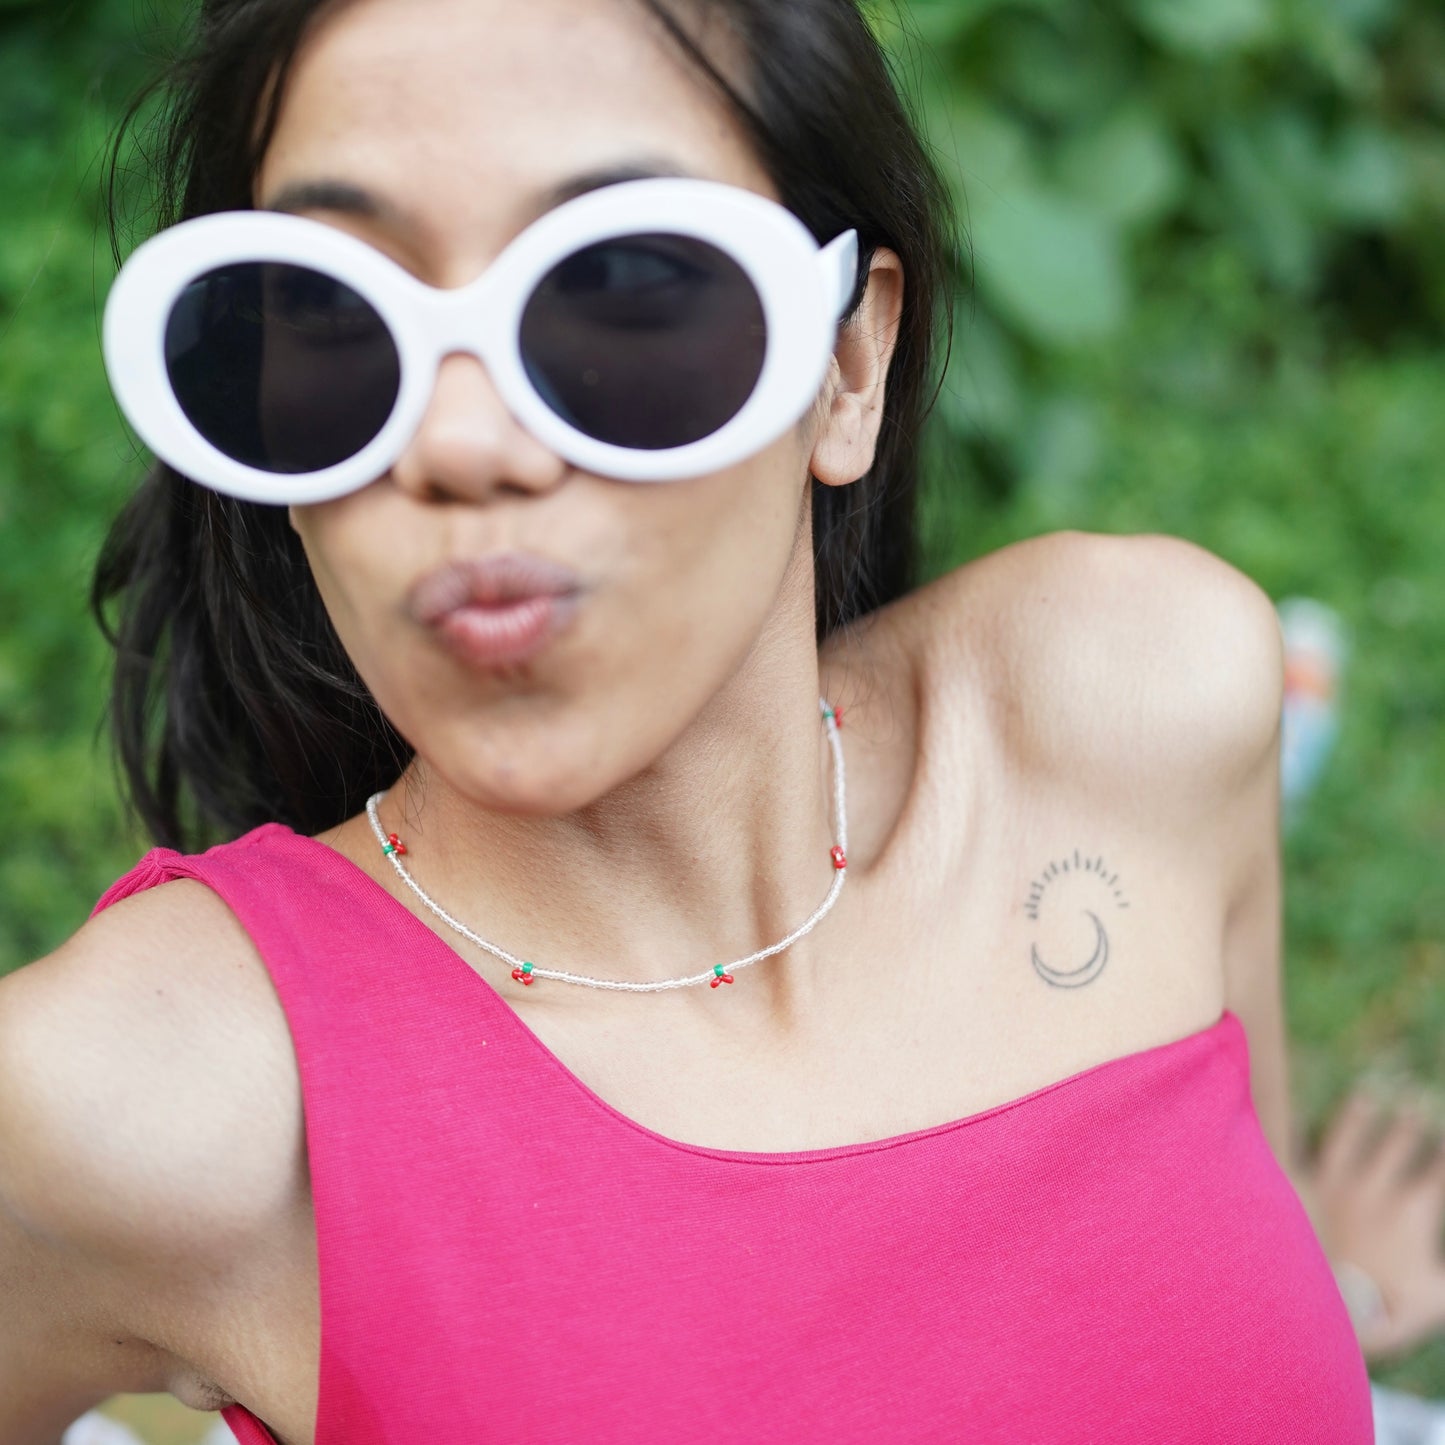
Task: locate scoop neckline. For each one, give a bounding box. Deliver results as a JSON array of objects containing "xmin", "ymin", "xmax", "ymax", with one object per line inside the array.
[{"xmin": 258, "ymin": 821, "xmax": 1239, "ymax": 1167}]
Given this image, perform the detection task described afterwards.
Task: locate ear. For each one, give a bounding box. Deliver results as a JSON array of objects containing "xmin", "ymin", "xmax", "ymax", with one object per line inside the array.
[{"xmin": 808, "ymin": 246, "xmax": 905, "ymax": 488}]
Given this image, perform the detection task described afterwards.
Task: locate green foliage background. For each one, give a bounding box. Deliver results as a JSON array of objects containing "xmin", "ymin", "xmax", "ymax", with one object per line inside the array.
[{"xmin": 1, "ymin": 0, "xmax": 1443, "ymax": 1399}]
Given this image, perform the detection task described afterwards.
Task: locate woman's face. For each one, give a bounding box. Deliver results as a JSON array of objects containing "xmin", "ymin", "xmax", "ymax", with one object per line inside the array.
[{"xmin": 262, "ymin": 0, "xmax": 881, "ymax": 815}]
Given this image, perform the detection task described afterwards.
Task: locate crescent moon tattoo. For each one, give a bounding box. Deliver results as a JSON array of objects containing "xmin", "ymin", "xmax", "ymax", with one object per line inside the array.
[{"xmin": 1031, "ymin": 910, "xmax": 1109, "ymax": 989}]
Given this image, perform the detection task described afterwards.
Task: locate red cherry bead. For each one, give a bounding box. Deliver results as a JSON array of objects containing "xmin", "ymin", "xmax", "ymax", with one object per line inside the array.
[
  {"xmin": 830, "ymin": 846, "xmax": 847, "ymax": 869},
  {"xmin": 710, "ymin": 976, "xmax": 721, "ymax": 988},
  {"xmin": 834, "ymin": 706, "xmax": 844, "ymax": 728}
]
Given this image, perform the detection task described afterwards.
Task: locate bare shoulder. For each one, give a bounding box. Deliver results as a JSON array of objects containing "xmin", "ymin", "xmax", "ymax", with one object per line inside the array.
[
  {"xmin": 904, "ymin": 529, "xmax": 1284, "ymax": 810},
  {"xmin": 0, "ymin": 879, "xmax": 306, "ymax": 1349}
]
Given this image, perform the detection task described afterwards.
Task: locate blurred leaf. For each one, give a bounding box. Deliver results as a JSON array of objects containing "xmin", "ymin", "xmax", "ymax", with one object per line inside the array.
[
  {"xmin": 930, "ymin": 94, "xmax": 1039, "ymax": 214},
  {"xmin": 1052, "ymin": 104, "xmax": 1186, "ymax": 227},
  {"xmin": 1015, "ymin": 392, "xmax": 1103, "ymax": 523},
  {"xmin": 1316, "ymin": 0, "xmax": 1402, "ymax": 39},
  {"xmin": 969, "ymin": 182, "xmax": 1130, "ymax": 345},
  {"xmin": 1129, "ymin": 0, "xmax": 1278, "ymax": 54},
  {"xmin": 1206, "ymin": 111, "xmax": 1326, "ymax": 290},
  {"xmin": 939, "ymin": 303, "xmax": 1024, "ymax": 438},
  {"xmin": 984, "ymin": 9, "xmax": 1130, "ymax": 125},
  {"xmin": 866, "ymin": 0, "xmax": 1029, "ymax": 48},
  {"xmin": 1320, "ymin": 121, "xmax": 1411, "ymax": 223},
  {"xmin": 1281, "ymin": 6, "xmax": 1380, "ymax": 96}
]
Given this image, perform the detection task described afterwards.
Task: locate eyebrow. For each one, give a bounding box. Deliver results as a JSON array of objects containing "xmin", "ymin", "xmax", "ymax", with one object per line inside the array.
[{"xmin": 261, "ymin": 160, "xmax": 700, "ymax": 227}]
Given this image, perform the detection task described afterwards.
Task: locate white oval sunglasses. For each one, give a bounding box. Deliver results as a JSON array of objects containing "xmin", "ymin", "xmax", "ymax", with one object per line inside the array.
[{"xmin": 102, "ymin": 177, "xmax": 860, "ymax": 504}]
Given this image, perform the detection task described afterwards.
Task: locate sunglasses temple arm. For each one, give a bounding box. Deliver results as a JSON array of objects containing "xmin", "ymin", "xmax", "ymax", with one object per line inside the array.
[{"xmin": 821, "ymin": 230, "xmax": 861, "ymax": 323}]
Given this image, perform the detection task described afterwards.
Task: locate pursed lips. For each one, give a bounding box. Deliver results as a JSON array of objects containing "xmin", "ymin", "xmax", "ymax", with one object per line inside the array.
[{"xmin": 407, "ymin": 550, "xmax": 585, "ymax": 669}]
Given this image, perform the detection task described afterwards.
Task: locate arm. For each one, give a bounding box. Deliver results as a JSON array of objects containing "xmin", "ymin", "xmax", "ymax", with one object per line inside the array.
[
  {"xmin": 0, "ymin": 880, "xmax": 306, "ymax": 1441},
  {"xmin": 1015, "ymin": 533, "xmax": 1301, "ymax": 1174},
  {"xmin": 0, "ymin": 1201, "xmax": 121, "ymax": 1445},
  {"xmin": 966, "ymin": 532, "xmax": 1311, "ymax": 1208},
  {"xmin": 0, "ymin": 972, "xmax": 174, "ymax": 1444},
  {"xmin": 0, "ymin": 890, "xmax": 269, "ymax": 1444},
  {"xmin": 1163, "ymin": 545, "xmax": 1300, "ymax": 1183},
  {"xmin": 1217, "ymin": 659, "xmax": 1295, "ymax": 1176},
  {"xmin": 1197, "ymin": 561, "xmax": 1322, "ymax": 1223}
]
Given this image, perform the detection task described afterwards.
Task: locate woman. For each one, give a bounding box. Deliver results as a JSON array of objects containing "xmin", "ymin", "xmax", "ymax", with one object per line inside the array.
[{"xmin": 0, "ymin": 0, "xmax": 1376, "ymax": 1441}]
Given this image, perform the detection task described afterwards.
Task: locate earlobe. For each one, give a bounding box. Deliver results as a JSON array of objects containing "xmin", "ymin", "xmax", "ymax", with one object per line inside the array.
[{"xmin": 808, "ymin": 248, "xmax": 904, "ymax": 489}]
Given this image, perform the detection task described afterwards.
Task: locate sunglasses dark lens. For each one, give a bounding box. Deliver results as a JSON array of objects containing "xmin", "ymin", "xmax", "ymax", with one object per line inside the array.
[
  {"xmin": 164, "ymin": 262, "xmax": 401, "ymax": 476},
  {"xmin": 519, "ymin": 233, "xmax": 766, "ymax": 451}
]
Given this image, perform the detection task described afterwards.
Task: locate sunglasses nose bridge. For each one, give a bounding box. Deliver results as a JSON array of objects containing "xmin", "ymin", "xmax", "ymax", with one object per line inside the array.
[{"xmin": 416, "ymin": 285, "xmax": 496, "ymax": 367}]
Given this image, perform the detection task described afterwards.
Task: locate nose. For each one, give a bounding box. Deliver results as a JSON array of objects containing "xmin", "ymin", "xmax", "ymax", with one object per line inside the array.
[{"xmin": 389, "ymin": 351, "xmax": 567, "ymax": 504}]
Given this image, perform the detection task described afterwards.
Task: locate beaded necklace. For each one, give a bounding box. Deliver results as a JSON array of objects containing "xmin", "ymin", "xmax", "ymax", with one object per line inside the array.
[{"xmin": 364, "ymin": 698, "xmax": 848, "ymax": 993}]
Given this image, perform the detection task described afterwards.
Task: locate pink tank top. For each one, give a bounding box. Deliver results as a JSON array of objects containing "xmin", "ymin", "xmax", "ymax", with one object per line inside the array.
[{"xmin": 91, "ymin": 823, "xmax": 1374, "ymax": 1443}]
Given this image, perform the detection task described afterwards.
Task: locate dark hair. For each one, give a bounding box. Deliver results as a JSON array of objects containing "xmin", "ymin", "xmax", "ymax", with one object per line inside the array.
[{"xmin": 94, "ymin": 0, "xmax": 960, "ymax": 852}]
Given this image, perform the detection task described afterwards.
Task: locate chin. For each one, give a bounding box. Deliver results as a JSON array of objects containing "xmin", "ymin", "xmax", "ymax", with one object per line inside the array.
[
  {"xmin": 465, "ymin": 773, "xmax": 598, "ymax": 818},
  {"xmin": 437, "ymin": 734, "xmax": 617, "ymax": 819}
]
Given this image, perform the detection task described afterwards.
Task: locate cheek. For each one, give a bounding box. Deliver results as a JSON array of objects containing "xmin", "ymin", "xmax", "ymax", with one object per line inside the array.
[
  {"xmin": 289, "ymin": 499, "xmax": 399, "ymax": 671},
  {"xmin": 632, "ymin": 446, "xmax": 806, "ymax": 609}
]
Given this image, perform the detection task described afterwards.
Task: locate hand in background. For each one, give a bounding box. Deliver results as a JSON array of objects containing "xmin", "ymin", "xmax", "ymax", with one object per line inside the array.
[{"xmin": 1294, "ymin": 1080, "xmax": 1445, "ymax": 1363}]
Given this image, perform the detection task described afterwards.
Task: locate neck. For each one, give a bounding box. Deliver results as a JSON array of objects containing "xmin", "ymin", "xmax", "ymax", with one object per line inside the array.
[{"xmin": 378, "ymin": 646, "xmax": 850, "ymax": 1037}]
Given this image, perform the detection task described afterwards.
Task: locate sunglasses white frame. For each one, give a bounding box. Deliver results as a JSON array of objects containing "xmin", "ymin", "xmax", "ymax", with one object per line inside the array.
[{"xmin": 102, "ymin": 177, "xmax": 860, "ymax": 503}]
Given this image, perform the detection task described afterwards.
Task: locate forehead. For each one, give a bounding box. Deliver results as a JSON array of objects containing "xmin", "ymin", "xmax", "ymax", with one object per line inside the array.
[{"xmin": 257, "ymin": 0, "xmax": 775, "ymax": 268}]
